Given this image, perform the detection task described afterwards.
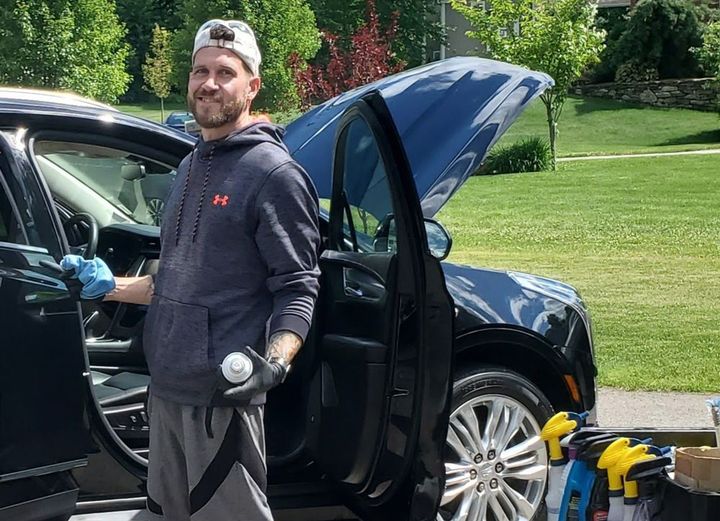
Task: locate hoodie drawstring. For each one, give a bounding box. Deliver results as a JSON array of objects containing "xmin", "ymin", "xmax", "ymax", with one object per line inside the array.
[
  {"xmin": 191, "ymin": 144, "xmax": 215, "ymax": 243},
  {"xmin": 174, "ymin": 148, "xmax": 195, "ymax": 246},
  {"xmin": 174, "ymin": 143, "xmax": 216, "ymax": 245}
]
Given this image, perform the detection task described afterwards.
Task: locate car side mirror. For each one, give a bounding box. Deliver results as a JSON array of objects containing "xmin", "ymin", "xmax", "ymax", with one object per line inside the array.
[
  {"xmin": 424, "ymin": 218, "xmax": 452, "ymax": 261},
  {"xmin": 121, "ymin": 163, "xmax": 146, "ymax": 181}
]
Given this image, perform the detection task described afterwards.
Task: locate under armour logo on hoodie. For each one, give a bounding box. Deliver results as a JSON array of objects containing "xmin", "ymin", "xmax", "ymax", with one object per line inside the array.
[{"xmin": 212, "ymin": 194, "xmax": 230, "ymax": 207}]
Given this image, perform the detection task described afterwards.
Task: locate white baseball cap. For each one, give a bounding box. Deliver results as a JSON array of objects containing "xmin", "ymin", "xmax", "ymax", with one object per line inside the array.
[{"xmin": 192, "ymin": 19, "xmax": 261, "ymax": 76}]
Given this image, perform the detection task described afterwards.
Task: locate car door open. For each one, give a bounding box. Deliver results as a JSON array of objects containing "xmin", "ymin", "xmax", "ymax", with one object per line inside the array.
[
  {"xmin": 0, "ymin": 131, "xmax": 94, "ymax": 521},
  {"xmin": 307, "ymin": 92, "xmax": 455, "ymax": 520}
]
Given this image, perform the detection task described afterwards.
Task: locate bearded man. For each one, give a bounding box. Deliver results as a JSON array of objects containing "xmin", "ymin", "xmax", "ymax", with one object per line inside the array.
[{"xmin": 68, "ymin": 19, "xmax": 321, "ymax": 520}]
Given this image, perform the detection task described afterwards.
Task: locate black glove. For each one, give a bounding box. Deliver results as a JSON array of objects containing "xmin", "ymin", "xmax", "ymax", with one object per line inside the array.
[{"xmin": 222, "ymin": 348, "xmax": 288, "ymax": 402}]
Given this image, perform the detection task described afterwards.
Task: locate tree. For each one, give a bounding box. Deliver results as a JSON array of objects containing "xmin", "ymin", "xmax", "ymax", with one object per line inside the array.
[
  {"xmin": 117, "ymin": 0, "xmax": 182, "ymax": 101},
  {"xmin": 291, "ymin": 0, "xmax": 405, "ymax": 107},
  {"xmin": 697, "ymin": 21, "xmax": 720, "ymax": 80},
  {"xmin": 171, "ymin": 0, "xmax": 321, "ymax": 111},
  {"xmin": 143, "ymin": 25, "xmax": 173, "ymax": 121},
  {"xmin": 611, "ymin": 0, "xmax": 704, "ymax": 81},
  {"xmin": 451, "ymin": 0, "xmax": 605, "ymax": 169},
  {"xmin": 309, "ymin": 0, "xmax": 443, "ymax": 67},
  {"xmin": 0, "ymin": 0, "xmax": 131, "ymax": 103}
]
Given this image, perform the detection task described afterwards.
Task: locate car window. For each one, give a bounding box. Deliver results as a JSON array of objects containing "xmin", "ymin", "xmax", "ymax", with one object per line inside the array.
[
  {"xmin": 167, "ymin": 113, "xmax": 193, "ymax": 124},
  {"xmin": 0, "ymin": 179, "xmax": 21, "ymax": 244},
  {"xmin": 334, "ymin": 117, "xmax": 397, "ymax": 253},
  {"xmin": 33, "ymin": 141, "xmax": 176, "ymax": 226}
]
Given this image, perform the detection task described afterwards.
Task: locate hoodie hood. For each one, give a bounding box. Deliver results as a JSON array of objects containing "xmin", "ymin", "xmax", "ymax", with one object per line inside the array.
[
  {"xmin": 284, "ymin": 57, "xmax": 553, "ymax": 217},
  {"xmin": 196, "ymin": 121, "xmax": 286, "ymax": 158}
]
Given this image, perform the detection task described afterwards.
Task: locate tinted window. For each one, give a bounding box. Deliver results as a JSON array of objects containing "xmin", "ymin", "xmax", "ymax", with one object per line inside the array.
[
  {"xmin": 334, "ymin": 117, "xmax": 397, "ymax": 253},
  {"xmin": 0, "ymin": 172, "xmax": 28, "ymax": 245},
  {"xmin": 166, "ymin": 113, "xmax": 193, "ymax": 124},
  {"xmin": 33, "ymin": 141, "xmax": 176, "ymax": 226}
]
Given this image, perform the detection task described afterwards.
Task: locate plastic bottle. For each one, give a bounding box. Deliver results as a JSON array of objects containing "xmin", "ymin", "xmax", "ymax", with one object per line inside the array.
[
  {"xmin": 541, "ymin": 411, "xmax": 588, "ymax": 521},
  {"xmin": 589, "ymin": 438, "xmax": 654, "ymax": 521},
  {"xmin": 558, "ymin": 433, "xmax": 617, "ymax": 521},
  {"xmin": 606, "ymin": 445, "xmax": 649, "ymax": 521},
  {"xmin": 616, "ymin": 452, "xmax": 654, "ymax": 521},
  {"xmin": 627, "ymin": 456, "xmax": 671, "ymax": 521},
  {"xmin": 220, "ymin": 352, "xmax": 254, "ymax": 384}
]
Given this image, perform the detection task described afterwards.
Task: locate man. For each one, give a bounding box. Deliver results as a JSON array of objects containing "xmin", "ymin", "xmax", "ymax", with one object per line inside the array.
[{"xmin": 63, "ymin": 19, "xmax": 320, "ymax": 521}]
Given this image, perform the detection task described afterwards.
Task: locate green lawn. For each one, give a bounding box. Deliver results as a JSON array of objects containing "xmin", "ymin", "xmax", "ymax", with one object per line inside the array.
[
  {"xmin": 437, "ymin": 155, "xmax": 720, "ymax": 392},
  {"xmin": 500, "ymin": 96, "xmax": 720, "ymax": 158},
  {"xmin": 114, "ymin": 102, "xmax": 300, "ymax": 125}
]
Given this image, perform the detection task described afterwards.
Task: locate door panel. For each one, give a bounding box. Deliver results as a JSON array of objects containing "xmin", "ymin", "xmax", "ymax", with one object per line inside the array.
[
  {"xmin": 311, "ymin": 93, "xmax": 454, "ymax": 519},
  {"xmin": 0, "ymin": 131, "xmax": 93, "ymax": 519}
]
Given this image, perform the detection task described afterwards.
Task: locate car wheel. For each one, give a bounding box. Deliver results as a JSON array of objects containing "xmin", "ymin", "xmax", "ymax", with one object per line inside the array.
[
  {"xmin": 147, "ymin": 198, "xmax": 165, "ymax": 226},
  {"xmin": 438, "ymin": 367, "xmax": 554, "ymax": 521}
]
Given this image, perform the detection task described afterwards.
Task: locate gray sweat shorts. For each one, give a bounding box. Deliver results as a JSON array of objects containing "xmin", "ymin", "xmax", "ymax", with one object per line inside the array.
[{"xmin": 146, "ymin": 393, "xmax": 273, "ymax": 521}]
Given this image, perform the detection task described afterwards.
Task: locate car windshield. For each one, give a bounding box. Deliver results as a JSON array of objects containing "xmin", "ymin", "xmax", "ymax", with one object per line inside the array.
[{"xmin": 33, "ymin": 141, "xmax": 176, "ymax": 226}]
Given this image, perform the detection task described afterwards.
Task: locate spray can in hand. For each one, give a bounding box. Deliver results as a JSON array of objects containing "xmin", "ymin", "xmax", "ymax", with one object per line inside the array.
[{"xmin": 220, "ymin": 352, "xmax": 254, "ymax": 385}]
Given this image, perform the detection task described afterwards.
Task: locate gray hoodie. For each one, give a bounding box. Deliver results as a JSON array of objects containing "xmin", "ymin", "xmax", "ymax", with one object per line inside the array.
[{"xmin": 143, "ymin": 122, "xmax": 321, "ymax": 406}]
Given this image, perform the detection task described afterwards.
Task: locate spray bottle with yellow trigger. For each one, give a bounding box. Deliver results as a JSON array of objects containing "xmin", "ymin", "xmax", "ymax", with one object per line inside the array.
[
  {"xmin": 541, "ymin": 411, "xmax": 589, "ymax": 521},
  {"xmin": 605, "ymin": 444, "xmax": 650, "ymax": 521},
  {"xmin": 626, "ymin": 455, "xmax": 671, "ymax": 521}
]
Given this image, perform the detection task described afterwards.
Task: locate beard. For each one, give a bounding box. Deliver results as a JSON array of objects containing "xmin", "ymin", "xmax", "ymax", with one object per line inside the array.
[{"xmin": 187, "ymin": 91, "xmax": 247, "ymax": 129}]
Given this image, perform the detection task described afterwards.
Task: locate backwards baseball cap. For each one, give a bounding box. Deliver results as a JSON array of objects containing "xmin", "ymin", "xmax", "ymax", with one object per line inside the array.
[{"xmin": 192, "ymin": 19, "xmax": 261, "ymax": 76}]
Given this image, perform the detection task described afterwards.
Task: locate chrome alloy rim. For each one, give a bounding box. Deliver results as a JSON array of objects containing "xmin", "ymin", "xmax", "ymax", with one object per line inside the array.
[
  {"xmin": 147, "ymin": 198, "xmax": 165, "ymax": 226},
  {"xmin": 438, "ymin": 394, "xmax": 548, "ymax": 521}
]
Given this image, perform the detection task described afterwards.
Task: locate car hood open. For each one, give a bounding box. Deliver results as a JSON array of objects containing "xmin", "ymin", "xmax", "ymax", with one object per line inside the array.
[{"xmin": 284, "ymin": 57, "xmax": 553, "ymax": 217}]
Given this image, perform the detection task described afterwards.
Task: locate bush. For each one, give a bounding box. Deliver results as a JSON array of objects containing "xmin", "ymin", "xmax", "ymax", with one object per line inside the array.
[
  {"xmin": 611, "ymin": 0, "xmax": 704, "ymax": 80},
  {"xmin": 696, "ymin": 21, "xmax": 720, "ymax": 79},
  {"xmin": 615, "ymin": 61, "xmax": 659, "ymax": 83},
  {"xmin": 481, "ymin": 137, "xmax": 552, "ymax": 175},
  {"xmin": 291, "ymin": 0, "xmax": 405, "ymax": 108},
  {"xmin": 591, "ymin": 7, "xmax": 631, "ymax": 83}
]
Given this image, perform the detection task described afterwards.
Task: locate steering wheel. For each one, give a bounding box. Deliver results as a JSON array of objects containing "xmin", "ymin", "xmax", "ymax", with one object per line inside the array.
[{"xmin": 64, "ymin": 213, "xmax": 99, "ymax": 259}]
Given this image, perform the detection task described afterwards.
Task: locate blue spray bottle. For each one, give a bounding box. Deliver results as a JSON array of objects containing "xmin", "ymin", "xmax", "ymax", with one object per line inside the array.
[{"xmin": 558, "ymin": 432, "xmax": 618, "ymax": 521}]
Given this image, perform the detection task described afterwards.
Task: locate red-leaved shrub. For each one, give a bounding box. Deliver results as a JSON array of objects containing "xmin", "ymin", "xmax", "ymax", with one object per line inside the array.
[{"xmin": 290, "ymin": 0, "xmax": 405, "ymax": 108}]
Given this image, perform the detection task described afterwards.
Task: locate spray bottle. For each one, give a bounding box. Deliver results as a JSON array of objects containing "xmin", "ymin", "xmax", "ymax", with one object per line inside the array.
[
  {"xmin": 541, "ymin": 411, "xmax": 588, "ymax": 521},
  {"xmin": 616, "ymin": 452, "xmax": 655, "ymax": 521},
  {"xmin": 595, "ymin": 439, "xmax": 634, "ymax": 521},
  {"xmin": 627, "ymin": 456, "xmax": 671, "ymax": 521},
  {"xmin": 592, "ymin": 438, "xmax": 654, "ymax": 521},
  {"xmin": 605, "ymin": 444, "xmax": 650, "ymax": 521},
  {"xmin": 558, "ymin": 432, "xmax": 618, "ymax": 521}
]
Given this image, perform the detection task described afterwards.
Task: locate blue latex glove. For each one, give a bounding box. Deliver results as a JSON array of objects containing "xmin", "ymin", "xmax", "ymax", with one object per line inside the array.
[{"xmin": 60, "ymin": 255, "xmax": 116, "ymax": 300}]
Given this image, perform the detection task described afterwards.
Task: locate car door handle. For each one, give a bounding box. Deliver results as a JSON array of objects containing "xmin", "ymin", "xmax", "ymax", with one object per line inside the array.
[
  {"xmin": 344, "ymin": 282, "xmax": 364, "ymax": 298},
  {"xmin": 343, "ymin": 267, "xmax": 385, "ymax": 300}
]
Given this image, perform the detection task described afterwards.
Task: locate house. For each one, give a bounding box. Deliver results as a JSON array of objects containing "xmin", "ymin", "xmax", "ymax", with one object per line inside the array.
[{"xmin": 429, "ymin": 0, "xmax": 629, "ymax": 61}]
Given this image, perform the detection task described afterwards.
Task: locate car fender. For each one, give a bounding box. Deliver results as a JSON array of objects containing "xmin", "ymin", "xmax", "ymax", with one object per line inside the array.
[{"xmin": 453, "ymin": 324, "xmax": 581, "ymax": 413}]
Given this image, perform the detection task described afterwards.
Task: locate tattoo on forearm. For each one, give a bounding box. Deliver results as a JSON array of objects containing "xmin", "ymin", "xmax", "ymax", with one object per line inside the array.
[{"xmin": 266, "ymin": 331, "xmax": 303, "ymax": 363}]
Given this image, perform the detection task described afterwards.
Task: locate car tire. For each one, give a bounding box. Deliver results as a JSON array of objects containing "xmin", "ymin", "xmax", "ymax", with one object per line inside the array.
[{"xmin": 437, "ymin": 366, "xmax": 554, "ymax": 521}]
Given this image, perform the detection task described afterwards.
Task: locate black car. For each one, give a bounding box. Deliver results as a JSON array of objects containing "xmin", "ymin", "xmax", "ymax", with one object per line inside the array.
[{"xmin": 0, "ymin": 59, "xmax": 597, "ymax": 521}]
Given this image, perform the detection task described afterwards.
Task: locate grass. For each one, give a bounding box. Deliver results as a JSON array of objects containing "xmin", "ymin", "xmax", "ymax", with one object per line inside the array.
[
  {"xmin": 114, "ymin": 102, "xmax": 301, "ymax": 125},
  {"xmin": 437, "ymin": 155, "xmax": 720, "ymax": 392},
  {"xmin": 500, "ymin": 96, "xmax": 720, "ymax": 158}
]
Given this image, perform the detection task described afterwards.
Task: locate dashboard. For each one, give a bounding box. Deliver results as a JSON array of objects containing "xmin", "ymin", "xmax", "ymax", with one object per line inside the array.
[{"xmin": 97, "ymin": 223, "xmax": 161, "ymax": 277}]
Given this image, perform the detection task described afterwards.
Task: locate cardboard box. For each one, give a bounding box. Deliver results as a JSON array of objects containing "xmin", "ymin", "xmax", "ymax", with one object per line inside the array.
[{"xmin": 675, "ymin": 447, "xmax": 720, "ymax": 493}]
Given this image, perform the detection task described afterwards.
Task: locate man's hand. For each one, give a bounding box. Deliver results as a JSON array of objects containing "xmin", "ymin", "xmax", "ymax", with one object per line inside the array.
[
  {"xmin": 60, "ymin": 255, "xmax": 116, "ymax": 300},
  {"xmin": 222, "ymin": 348, "xmax": 288, "ymax": 401}
]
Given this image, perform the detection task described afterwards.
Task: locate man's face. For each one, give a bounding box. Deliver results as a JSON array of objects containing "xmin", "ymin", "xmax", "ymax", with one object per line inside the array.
[{"xmin": 187, "ymin": 47, "xmax": 259, "ymax": 129}]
